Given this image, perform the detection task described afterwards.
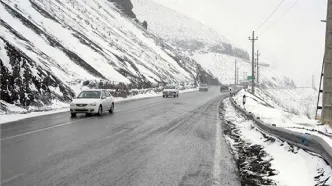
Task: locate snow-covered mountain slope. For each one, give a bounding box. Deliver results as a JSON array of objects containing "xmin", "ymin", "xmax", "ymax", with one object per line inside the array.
[
  {"xmin": 0, "ymin": 0, "xmax": 217, "ymax": 109},
  {"xmin": 192, "ymin": 52, "xmax": 296, "ymax": 88},
  {"xmin": 131, "ymin": 0, "xmax": 249, "ymax": 60},
  {"xmin": 131, "ymin": 0, "xmax": 295, "ymax": 88}
]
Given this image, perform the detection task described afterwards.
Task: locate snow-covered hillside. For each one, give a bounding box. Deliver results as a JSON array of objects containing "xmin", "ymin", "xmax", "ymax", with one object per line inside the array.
[
  {"xmin": 261, "ymin": 88, "xmax": 318, "ymax": 119},
  {"xmin": 192, "ymin": 52, "xmax": 296, "ymax": 87},
  {"xmin": 0, "ymin": 0, "xmax": 217, "ymax": 110},
  {"xmin": 132, "ymin": 0, "xmax": 249, "ymax": 60},
  {"xmin": 131, "ymin": 0, "xmax": 296, "ymax": 88}
]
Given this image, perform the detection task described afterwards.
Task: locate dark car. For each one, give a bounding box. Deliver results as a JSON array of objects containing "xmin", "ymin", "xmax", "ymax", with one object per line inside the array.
[
  {"xmin": 199, "ymin": 84, "xmax": 209, "ymax": 91},
  {"xmin": 220, "ymin": 85, "xmax": 228, "ymax": 92}
]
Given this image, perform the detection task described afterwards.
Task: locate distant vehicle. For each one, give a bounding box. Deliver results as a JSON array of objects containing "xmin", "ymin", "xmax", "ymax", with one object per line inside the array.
[
  {"xmin": 163, "ymin": 85, "xmax": 179, "ymax": 97},
  {"xmin": 199, "ymin": 84, "xmax": 209, "ymax": 91},
  {"xmin": 178, "ymin": 85, "xmax": 185, "ymax": 90},
  {"xmin": 220, "ymin": 84, "xmax": 228, "ymax": 92},
  {"xmin": 70, "ymin": 89, "xmax": 114, "ymax": 117}
]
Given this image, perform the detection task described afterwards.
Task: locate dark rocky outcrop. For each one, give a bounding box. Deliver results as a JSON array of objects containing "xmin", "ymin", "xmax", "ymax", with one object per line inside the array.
[{"xmin": 108, "ymin": 0, "xmax": 136, "ymax": 19}]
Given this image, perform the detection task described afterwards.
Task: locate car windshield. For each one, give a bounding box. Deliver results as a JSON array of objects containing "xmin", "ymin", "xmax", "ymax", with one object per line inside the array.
[
  {"xmin": 200, "ymin": 84, "xmax": 207, "ymax": 87},
  {"xmin": 165, "ymin": 86, "xmax": 175, "ymax": 89},
  {"xmin": 77, "ymin": 91, "xmax": 101, "ymax": 99}
]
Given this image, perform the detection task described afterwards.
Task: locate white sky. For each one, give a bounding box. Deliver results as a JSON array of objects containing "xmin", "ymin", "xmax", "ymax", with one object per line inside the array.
[{"xmin": 151, "ymin": 0, "xmax": 327, "ymax": 87}]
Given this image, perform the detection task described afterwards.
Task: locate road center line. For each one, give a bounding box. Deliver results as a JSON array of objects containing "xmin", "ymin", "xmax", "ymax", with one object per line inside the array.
[{"xmin": 1, "ymin": 172, "xmax": 27, "ymax": 184}]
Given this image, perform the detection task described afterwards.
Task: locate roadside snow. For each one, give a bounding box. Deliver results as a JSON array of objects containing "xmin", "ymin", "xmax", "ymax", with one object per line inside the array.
[
  {"xmin": 233, "ymin": 88, "xmax": 332, "ymax": 148},
  {"xmin": 263, "ymin": 88, "xmax": 317, "ymax": 119},
  {"xmin": 223, "ymin": 99, "xmax": 332, "ymax": 186},
  {"xmin": 0, "ymin": 107, "xmax": 69, "ymax": 124}
]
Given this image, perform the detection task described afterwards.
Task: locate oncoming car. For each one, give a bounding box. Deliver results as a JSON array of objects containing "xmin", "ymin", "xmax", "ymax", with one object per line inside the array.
[
  {"xmin": 163, "ymin": 85, "xmax": 179, "ymax": 98},
  {"xmin": 220, "ymin": 84, "xmax": 228, "ymax": 92},
  {"xmin": 70, "ymin": 89, "xmax": 114, "ymax": 117}
]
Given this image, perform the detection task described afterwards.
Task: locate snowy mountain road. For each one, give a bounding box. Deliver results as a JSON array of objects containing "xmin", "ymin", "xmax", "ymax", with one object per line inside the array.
[{"xmin": 1, "ymin": 87, "xmax": 239, "ymax": 186}]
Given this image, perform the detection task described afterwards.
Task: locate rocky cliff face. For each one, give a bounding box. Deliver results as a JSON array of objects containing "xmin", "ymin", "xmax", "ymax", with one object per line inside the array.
[{"xmin": 109, "ymin": 0, "xmax": 136, "ymax": 19}]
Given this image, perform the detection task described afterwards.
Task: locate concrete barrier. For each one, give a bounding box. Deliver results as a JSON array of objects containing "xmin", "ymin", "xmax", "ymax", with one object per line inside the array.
[{"xmin": 230, "ymin": 97, "xmax": 332, "ymax": 166}]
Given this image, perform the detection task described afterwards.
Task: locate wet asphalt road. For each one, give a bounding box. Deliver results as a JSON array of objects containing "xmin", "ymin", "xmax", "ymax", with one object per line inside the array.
[{"xmin": 1, "ymin": 87, "xmax": 239, "ymax": 186}]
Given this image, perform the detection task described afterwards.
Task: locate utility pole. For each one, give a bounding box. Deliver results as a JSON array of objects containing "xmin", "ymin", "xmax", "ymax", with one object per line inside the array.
[
  {"xmin": 249, "ymin": 31, "xmax": 258, "ymax": 94},
  {"xmin": 256, "ymin": 50, "xmax": 260, "ymax": 84},
  {"xmin": 322, "ymin": 0, "xmax": 332, "ymax": 125},
  {"xmin": 234, "ymin": 59, "xmax": 237, "ymax": 84},
  {"xmin": 237, "ymin": 67, "xmax": 239, "ymax": 84}
]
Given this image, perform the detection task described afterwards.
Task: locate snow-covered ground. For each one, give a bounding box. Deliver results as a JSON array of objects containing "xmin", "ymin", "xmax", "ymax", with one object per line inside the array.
[
  {"xmin": 0, "ymin": 88, "xmax": 197, "ymax": 124},
  {"xmin": 262, "ymin": 88, "xmax": 318, "ymax": 119},
  {"xmin": 222, "ymin": 98, "xmax": 332, "ymax": 186},
  {"xmin": 233, "ymin": 88, "xmax": 332, "ymax": 147}
]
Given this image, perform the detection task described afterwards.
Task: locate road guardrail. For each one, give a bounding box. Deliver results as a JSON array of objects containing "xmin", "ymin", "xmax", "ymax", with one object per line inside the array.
[{"xmin": 229, "ymin": 97, "xmax": 332, "ymax": 166}]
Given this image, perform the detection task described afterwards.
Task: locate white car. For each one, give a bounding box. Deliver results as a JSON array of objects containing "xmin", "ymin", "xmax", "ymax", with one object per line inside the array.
[
  {"xmin": 163, "ymin": 85, "xmax": 179, "ymax": 98},
  {"xmin": 70, "ymin": 89, "xmax": 114, "ymax": 117}
]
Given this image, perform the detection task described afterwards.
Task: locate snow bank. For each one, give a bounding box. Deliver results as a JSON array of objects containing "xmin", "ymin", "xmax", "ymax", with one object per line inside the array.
[
  {"xmin": 223, "ymin": 99, "xmax": 332, "ymax": 186},
  {"xmin": 233, "ymin": 88, "xmax": 332, "ymax": 148}
]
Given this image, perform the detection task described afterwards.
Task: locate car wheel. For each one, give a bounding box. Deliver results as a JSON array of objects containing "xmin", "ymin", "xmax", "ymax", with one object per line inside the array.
[
  {"xmin": 97, "ymin": 105, "xmax": 102, "ymax": 116},
  {"xmin": 71, "ymin": 113, "xmax": 76, "ymax": 117},
  {"xmin": 163, "ymin": 95, "xmax": 165, "ymax": 98},
  {"xmin": 109, "ymin": 103, "xmax": 114, "ymax": 114},
  {"xmin": 174, "ymin": 95, "xmax": 176, "ymax": 98}
]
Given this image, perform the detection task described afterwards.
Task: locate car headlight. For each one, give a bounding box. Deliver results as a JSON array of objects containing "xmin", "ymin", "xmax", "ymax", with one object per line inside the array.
[
  {"xmin": 70, "ymin": 103, "xmax": 75, "ymax": 106},
  {"xmin": 89, "ymin": 103, "xmax": 97, "ymax": 106}
]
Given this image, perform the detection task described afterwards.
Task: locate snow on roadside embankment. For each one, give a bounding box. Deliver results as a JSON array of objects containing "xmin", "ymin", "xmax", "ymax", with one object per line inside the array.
[
  {"xmin": 232, "ymin": 88, "xmax": 332, "ymax": 146},
  {"xmin": 221, "ymin": 99, "xmax": 332, "ymax": 186},
  {"xmin": 0, "ymin": 88, "xmax": 198, "ymax": 124}
]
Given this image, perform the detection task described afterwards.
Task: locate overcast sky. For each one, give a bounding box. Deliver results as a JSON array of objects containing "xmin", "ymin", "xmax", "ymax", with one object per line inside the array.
[{"xmin": 152, "ymin": 0, "xmax": 327, "ymax": 87}]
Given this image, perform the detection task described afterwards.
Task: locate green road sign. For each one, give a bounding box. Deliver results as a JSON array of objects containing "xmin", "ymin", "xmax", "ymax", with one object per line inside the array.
[{"xmin": 247, "ymin": 76, "xmax": 253, "ymax": 80}]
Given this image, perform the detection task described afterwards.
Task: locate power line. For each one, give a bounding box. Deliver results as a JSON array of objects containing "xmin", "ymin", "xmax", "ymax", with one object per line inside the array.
[
  {"xmin": 255, "ymin": 0, "xmax": 286, "ymax": 32},
  {"xmin": 259, "ymin": 0, "xmax": 301, "ymax": 36}
]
